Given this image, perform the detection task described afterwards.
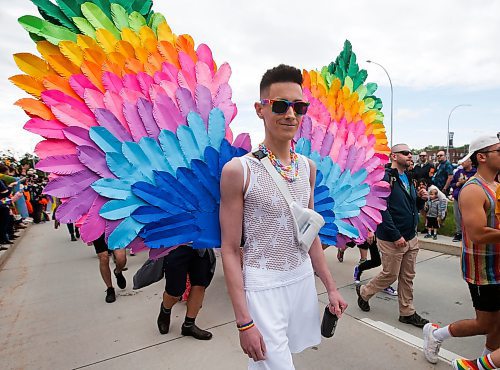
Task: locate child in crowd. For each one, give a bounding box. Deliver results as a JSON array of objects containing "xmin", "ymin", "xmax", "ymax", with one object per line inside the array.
[{"xmin": 424, "ymin": 188, "xmax": 446, "ymax": 239}]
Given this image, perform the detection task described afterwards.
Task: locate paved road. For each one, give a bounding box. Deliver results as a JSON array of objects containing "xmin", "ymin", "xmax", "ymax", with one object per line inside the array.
[{"xmin": 0, "ymin": 222, "xmax": 484, "ymax": 369}]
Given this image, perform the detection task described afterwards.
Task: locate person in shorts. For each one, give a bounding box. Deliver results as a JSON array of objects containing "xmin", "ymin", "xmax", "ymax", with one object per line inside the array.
[
  {"xmin": 93, "ymin": 234, "xmax": 127, "ymax": 303},
  {"xmin": 422, "ymin": 135, "xmax": 500, "ymax": 365},
  {"xmin": 156, "ymin": 244, "xmax": 215, "ymax": 340}
]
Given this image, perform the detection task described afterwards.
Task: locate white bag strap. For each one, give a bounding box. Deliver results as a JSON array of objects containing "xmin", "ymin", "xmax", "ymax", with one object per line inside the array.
[{"xmin": 260, "ymin": 156, "xmax": 295, "ymax": 206}]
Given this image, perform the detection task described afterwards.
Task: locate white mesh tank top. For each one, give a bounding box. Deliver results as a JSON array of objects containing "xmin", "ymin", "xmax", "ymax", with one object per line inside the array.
[{"xmin": 239, "ymin": 153, "xmax": 314, "ymax": 291}]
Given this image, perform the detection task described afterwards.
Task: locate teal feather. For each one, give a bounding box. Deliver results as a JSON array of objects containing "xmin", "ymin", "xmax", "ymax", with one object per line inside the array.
[
  {"xmin": 106, "ymin": 152, "xmax": 144, "ymax": 181},
  {"xmin": 121, "ymin": 142, "xmax": 154, "ymax": 182},
  {"xmin": 92, "ymin": 178, "xmax": 133, "ymax": 200},
  {"xmin": 207, "ymin": 108, "xmax": 225, "ymax": 149},
  {"xmin": 177, "ymin": 125, "xmax": 203, "ymax": 162},
  {"xmin": 108, "ymin": 217, "xmax": 144, "ymax": 250},
  {"xmin": 187, "ymin": 112, "xmax": 210, "ymax": 154},
  {"xmin": 158, "ymin": 130, "xmax": 189, "ymax": 171},
  {"xmin": 89, "ymin": 127, "xmax": 122, "ymax": 153},
  {"xmin": 56, "ymin": 0, "xmax": 84, "ymax": 19},
  {"xmin": 138, "ymin": 137, "xmax": 174, "ymax": 174},
  {"xmin": 100, "ymin": 196, "xmax": 146, "ymax": 220},
  {"xmin": 31, "ymin": 0, "xmax": 79, "ymax": 32}
]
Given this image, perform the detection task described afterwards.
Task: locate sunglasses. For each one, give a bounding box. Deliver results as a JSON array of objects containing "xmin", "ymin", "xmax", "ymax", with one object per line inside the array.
[
  {"xmin": 395, "ymin": 150, "xmax": 412, "ymax": 156},
  {"xmin": 260, "ymin": 99, "xmax": 310, "ymax": 115},
  {"xmin": 437, "ymin": 154, "xmax": 445, "ymax": 157},
  {"xmin": 479, "ymin": 149, "xmax": 500, "ymax": 154}
]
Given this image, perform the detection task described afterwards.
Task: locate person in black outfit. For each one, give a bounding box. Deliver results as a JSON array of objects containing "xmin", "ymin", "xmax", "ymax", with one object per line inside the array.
[
  {"xmin": 414, "ymin": 151, "xmax": 434, "ymax": 185},
  {"xmin": 0, "ymin": 179, "xmax": 12, "ymax": 247}
]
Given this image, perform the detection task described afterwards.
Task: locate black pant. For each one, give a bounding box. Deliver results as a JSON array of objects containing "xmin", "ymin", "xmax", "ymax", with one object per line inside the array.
[
  {"xmin": 67, "ymin": 223, "xmax": 80, "ymax": 237},
  {"xmin": 358, "ymin": 240, "xmax": 382, "ymax": 278},
  {"xmin": 0, "ymin": 206, "xmax": 9, "ymax": 242}
]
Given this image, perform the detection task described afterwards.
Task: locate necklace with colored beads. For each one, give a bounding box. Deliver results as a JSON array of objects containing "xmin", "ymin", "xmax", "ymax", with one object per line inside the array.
[{"xmin": 258, "ymin": 143, "xmax": 299, "ymax": 183}]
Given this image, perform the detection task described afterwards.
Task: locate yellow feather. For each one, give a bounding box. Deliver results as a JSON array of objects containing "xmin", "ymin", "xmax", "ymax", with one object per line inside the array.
[
  {"xmin": 115, "ymin": 40, "xmax": 136, "ymax": 59},
  {"xmin": 45, "ymin": 55, "xmax": 80, "ymax": 78},
  {"xmin": 108, "ymin": 52, "xmax": 126, "ymax": 69},
  {"xmin": 59, "ymin": 41, "xmax": 84, "ymax": 66},
  {"xmin": 13, "ymin": 53, "xmax": 54, "ymax": 80},
  {"xmin": 36, "ymin": 41, "xmax": 61, "ymax": 61},
  {"xmin": 140, "ymin": 26, "xmax": 157, "ymax": 43},
  {"xmin": 83, "ymin": 48, "xmax": 106, "ymax": 66},
  {"xmin": 144, "ymin": 62, "xmax": 157, "ymax": 76},
  {"xmin": 134, "ymin": 46, "xmax": 149, "ymax": 64},
  {"xmin": 43, "ymin": 75, "xmax": 80, "ymax": 99},
  {"xmin": 9, "ymin": 74, "xmax": 45, "ymax": 98},
  {"xmin": 121, "ymin": 28, "xmax": 141, "ymax": 49},
  {"xmin": 95, "ymin": 28, "xmax": 119, "ymax": 54},
  {"xmin": 81, "ymin": 60, "xmax": 104, "ymax": 91},
  {"xmin": 15, "ymin": 98, "xmax": 56, "ymax": 120},
  {"xmin": 158, "ymin": 41, "xmax": 180, "ymax": 68},
  {"xmin": 147, "ymin": 52, "xmax": 163, "ymax": 72},
  {"xmin": 157, "ymin": 21, "xmax": 175, "ymax": 43},
  {"xmin": 77, "ymin": 35, "xmax": 99, "ymax": 50}
]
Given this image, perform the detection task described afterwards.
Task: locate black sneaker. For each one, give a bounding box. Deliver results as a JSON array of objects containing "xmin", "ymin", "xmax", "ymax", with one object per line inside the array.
[
  {"xmin": 114, "ymin": 269, "xmax": 126, "ymax": 289},
  {"xmin": 452, "ymin": 233, "xmax": 462, "ymax": 242},
  {"xmin": 399, "ymin": 312, "xmax": 429, "ymax": 328},
  {"xmin": 356, "ymin": 285, "xmax": 370, "ymax": 312},
  {"xmin": 105, "ymin": 287, "xmax": 116, "ymax": 303},
  {"xmin": 181, "ymin": 323, "xmax": 213, "ymax": 340},
  {"xmin": 71, "ymin": 235, "xmax": 77, "ymax": 241},
  {"xmin": 157, "ymin": 304, "xmax": 171, "ymax": 335},
  {"xmin": 423, "ymin": 234, "xmax": 432, "ymax": 239}
]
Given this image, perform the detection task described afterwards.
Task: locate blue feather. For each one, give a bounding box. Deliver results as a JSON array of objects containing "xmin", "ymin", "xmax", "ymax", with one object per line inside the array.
[
  {"xmin": 131, "ymin": 181, "xmax": 186, "ymax": 214},
  {"xmin": 158, "ymin": 129, "xmax": 189, "ymax": 171},
  {"xmin": 91, "ymin": 178, "xmax": 134, "ymax": 200},
  {"xmin": 190, "ymin": 159, "xmax": 220, "ymax": 201},
  {"xmin": 207, "ymin": 108, "xmax": 225, "ymax": 149},
  {"xmin": 176, "ymin": 167, "xmax": 216, "ymax": 212},
  {"xmin": 100, "ymin": 196, "xmax": 146, "ymax": 220},
  {"xmin": 108, "ymin": 217, "xmax": 144, "ymax": 250},
  {"xmin": 139, "ymin": 137, "xmax": 173, "ymax": 173},
  {"xmin": 187, "ymin": 112, "xmax": 210, "ymax": 152},
  {"xmin": 143, "ymin": 225, "xmax": 200, "ymax": 248},
  {"xmin": 132, "ymin": 205, "xmax": 174, "ymax": 223},
  {"xmin": 153, "ymin": 171, "xmax": 198, "ymax": 211},
  {"xmin": 90, "ymin": 127, "xmax": 122, "ymax": 153}
]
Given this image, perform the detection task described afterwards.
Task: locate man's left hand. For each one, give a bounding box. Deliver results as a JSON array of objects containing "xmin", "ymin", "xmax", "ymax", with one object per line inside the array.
[
  {"xmin": 327, "ymin": 290, "xmax": 348, "ymax": 318},
  {"xmin": 417, "ymin": 188, "xmax": 428, "ymax": 200}
]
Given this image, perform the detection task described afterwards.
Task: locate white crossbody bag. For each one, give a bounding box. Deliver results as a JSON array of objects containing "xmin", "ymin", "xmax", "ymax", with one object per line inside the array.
[{"xmin": 258, "ymin": 153, "xmax": 325, "ymax": 252}]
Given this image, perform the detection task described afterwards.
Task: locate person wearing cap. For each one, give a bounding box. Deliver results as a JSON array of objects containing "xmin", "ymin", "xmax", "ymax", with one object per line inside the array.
[
  {"xmin": 422, "ymin": 134, "xmax": 500, "ymax": 366},
  {"xmin": 414, "ymin": 151, "xmax": 434, "ymax": 185},
  {"xmin": 356, "ymin": 143, "xmax": 430, "ymax": 328},
  {"xmin": 450, "ymin": 158, "xmax": 477, "ymax": 242},
  {"xmin": 432, "ymin": 150, "xmax": 454, "ymax": 195}
]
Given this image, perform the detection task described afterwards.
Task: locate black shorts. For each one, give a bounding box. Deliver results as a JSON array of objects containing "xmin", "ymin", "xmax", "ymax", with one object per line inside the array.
[
  {"xmin": 163, "ymin": 245, "xmax": 215, "ymax": 297},
  {"xmin": 467, "ymin": 283, "xmax": 500, "ymax": 312},
  {"xmin": 426, "ymin": 217, "xmax": 439, "ymax": 229},
  {"xmin": 93, "ymin": 234, "xmax": 111, "ymax": 255}
]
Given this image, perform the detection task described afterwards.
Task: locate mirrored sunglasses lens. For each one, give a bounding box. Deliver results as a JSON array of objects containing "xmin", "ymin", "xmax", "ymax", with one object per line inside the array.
[
  {"xmin": 293, "ymin": 102, "xmax": 309, "ymax": 115},
  {"xmin": 271, "ymin": 100, "xmax": 289, "ymax": 114}
]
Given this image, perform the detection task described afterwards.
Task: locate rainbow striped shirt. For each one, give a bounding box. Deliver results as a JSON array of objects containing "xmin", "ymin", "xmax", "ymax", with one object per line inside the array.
[{"xmin": 460, "ymin": 177, "xmax": 500, "ymax": 285}]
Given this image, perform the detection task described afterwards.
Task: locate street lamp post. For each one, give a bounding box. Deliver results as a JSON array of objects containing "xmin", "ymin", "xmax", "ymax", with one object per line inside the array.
[
  {"xmin": 447, "ymin": 104, "xmax": 471, "ymax": 160},
  {"xmin": 366, "ymin": 60, "xmax": 393, "ymax": 148}
]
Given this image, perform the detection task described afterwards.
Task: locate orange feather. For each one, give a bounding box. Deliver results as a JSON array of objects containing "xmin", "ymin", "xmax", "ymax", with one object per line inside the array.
[{"xmin": 15, "ymin": 98, "xmax": 56, "ymax": 120}]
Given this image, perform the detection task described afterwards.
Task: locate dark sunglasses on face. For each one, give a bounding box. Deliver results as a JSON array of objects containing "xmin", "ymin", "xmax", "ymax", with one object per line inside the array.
[
  {"xmin": 395, "ymin": 150, "xmax": 412, "ymax": 156},
  {"xmin": 479, "ymin": 149, "xmax": 500, "ymax": 154},
  {"xmin": 437, "ymin": 154, "xmax": 445, "ymax": 157},
  {"xmin": 260, "ymin": 99, "xmax": 310, "ymax": 115}
]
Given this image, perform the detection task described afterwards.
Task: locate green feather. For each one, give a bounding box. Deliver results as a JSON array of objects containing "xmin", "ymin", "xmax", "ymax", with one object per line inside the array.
[
  {"xmin": 113, "ymin": 0, "xmax": 134, "ymax": 13},
  {"xmin": 81, "ymin": 2, "xmax": 120, "ymax": 39},
  {"xmin": 29, "ymin": 32, "xmax": 45, "ymax": 42},
  {"xmin": 352, "ymin": 69, "xmax": 367, "ymax": 91},
  {"xmin": 344, "ymin": 76, "xmax": 353, "ymax": 92},
  {"xmin": 19, "ymin": 15, "xmax": 77, "ymax": 44},
  {"xmin": 148, "ymin": 12, "xmax": 166, "ymax": 35},
  {"xmin": 347, "ymin": 53, "xmax": 359, "ymax": 77},
  {"xmin": 56, "ymin": 0, "xmax": 84, "ymax": 19},
  {"xmin": 92, "ymin": 0, "xmax": 112, "ymax": 19},
  {"xmin": 72, "ymin": 17, "xmax": 96, "ymax": 38},
  {"xmin": 355, "ymin": 85, "xmax": 368, "ymax": 100},
  {"xmin": 31, "ymin": 0, "xmax": 78, "ymax": 32},
  {"xmin": 128, "ymin": 11, "xmax": 146, "ymax": 33},
  {"xmin": 110, "ymin": 3, "xmax": 129, "ymax": 30},
  {"xmin": 365, "ymin": 82, "xmax": 378, "ymax": 96},
  {"xmin": 134, "ymin": 0, "xmax": 152, "ymax": 16}
]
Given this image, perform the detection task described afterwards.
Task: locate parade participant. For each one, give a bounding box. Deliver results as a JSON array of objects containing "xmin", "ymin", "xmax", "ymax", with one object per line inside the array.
[
  {"xmin": 156, "ymin": 245, "xmax": 215, "ymax": 340},
  {"xmin": 356, "ymin": 144, "xmax": 430, "ymax": 328},
  {"xmin": 450, "ymin": 158, "xmax": 477, "ymax": 242},
  {"xmin": 452, "ymin": 348, "xmax": 499, "ymax": 370},
  {"xmin": 423, "ymin": 135, "xmax": 500, "ymax": 365},
  {"xmin": 93, "ymin": 234, "xmax": 127, "ymax": 303},
  {"xmin": 221, "ymin": 64, "xmax": 347, "ymax": 369}
]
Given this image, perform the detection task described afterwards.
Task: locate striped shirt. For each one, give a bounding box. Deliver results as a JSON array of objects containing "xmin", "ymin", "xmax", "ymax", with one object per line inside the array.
[{"xmin": 460, "ymin": 177, "xmax": 500, "ymax": 285}]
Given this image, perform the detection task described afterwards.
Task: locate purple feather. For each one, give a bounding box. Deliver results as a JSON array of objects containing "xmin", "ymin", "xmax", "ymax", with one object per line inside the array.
[
  {"xmin": 45, "ymin": 169, "xmax": 99, "ymax": 198},
  {"xmin": 94, "ymin": 108, "xmax": 133, "ymax": 142},
  {"xmin": 123, "ymin": 74, "xmax": 142, "ymax": 92},
  {"xmin": 149, "ymin": 245, "xmax": 180, "ymax": 260},
  {"xmin": 152, "ymin": 93, "xmax": 183, "ymax": 131},
  {"xmin": 105, "ymin": 219, "xmax": 121, "ymax": 240},
  {"xmin": 36, "ymin": 154, "xmax": 87, "ymax": 175},
  {"xmin": 102, "ymin": 71, "xmax": 124, "ymax": 94},
  {"xmin": 56, "ymin": 187, "xmax": 97, "ymax": 223},
  {"xmin": 175, "ymin": 87, "xmax": 196, "ymax": 119},
  {"xmin": 137, "ymin": 72, "xmax": 154, "ymax": 100},
  {"xmin": 24, "ymin": 118, "xmax": 66, "ymax": 139},
  {"xmin": 80, "ymin": 195, "xmax": 107, "ymax": 243},
  {"xmin": 299, "ymin": 115, "xmax": 313, "ymax": 141},
  {"xmin": 365, "ymin": 195, "xmax": 387, "ymax": 210},
  {"xmin": 319, "ymin": 131, "xmax": 334, "ymax": 157},
  {"xmin": 233, "ymin": 133, "xmax": 252, "ymax": 151},
  {"xmin": 77, "ymin": 145, "xmax": 116, "ymax": 178},
  {"xmin": 194, "ymin": 85, "xmax": 212, "ymax": 123},
  {"xmin": 213, "ymin": 83, "xmax": 232, "ymax": 106},
  {"xmin": 137, "ymin": 98, "xmax": 160, "ymax": 139},
  {"xmin": 69, "ymin": 74, "xmax": 99, "ymax": 99},
  {"xmin": 123, "ymin": 101, "xmax": 148, "ymax": 141},
  {"xmin": 63, "ymin": 126, "xmax": 99, "ymax": 149}
]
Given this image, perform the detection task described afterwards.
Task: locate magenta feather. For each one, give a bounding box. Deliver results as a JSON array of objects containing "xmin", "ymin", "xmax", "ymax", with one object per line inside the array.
[
  {"xmin": 35, "ymin": 139, "xmax": 76, "ymax": 159},
  {"xmin": 102, "ymin": 71, "xmax": 124, "ymax": 94},
  {"xmin": 233, "ymin": 133, "xmax": 252, "ymax": 151},
  {"xmin": 196, "ymin": 44, "xmax": 215, "ymax": 75},
  {"xmin": 36, "ymin": 154, "xmax": 87, "ymax": 175},
  {"xmin": 41, "ymin": 90, "xmax": 93, "ymax": 116},
  {"xmin": 178, "ymin": 52, "xmax": 196, "ymax": 80},
  {"xmin": 161, "ymin": 62, "xmax": 179, "ymax": 82},
  {"xmin": 80, "ymin": 195, "xmax": 107, "ymax": 243},
  {"xmin": 122, "ymin": 74, "xmax": 142, "ymax": 92},
  {"xmin": 137, "ymin": 72, "xmax": 154, "ymax": 100},
  {"xmin": 23, "ymin": 118, "xmax": 66, "ymax": 139},
  {"xmin": 69, "ymin": 74, "xmax": 99, "ymax": 99}
]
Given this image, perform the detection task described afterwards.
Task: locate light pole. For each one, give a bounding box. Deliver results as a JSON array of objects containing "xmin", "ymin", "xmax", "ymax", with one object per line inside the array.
[
  {"xmin": 447, "ymin": 104, "xmax": 471, "ymax": 160},
  {"xmin": 366, "ymin": 60, "xmax": 393, "ymax": 148}
]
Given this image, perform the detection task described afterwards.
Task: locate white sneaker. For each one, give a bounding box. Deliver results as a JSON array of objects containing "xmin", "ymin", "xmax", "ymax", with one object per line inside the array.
[{"xmin": 422, "ymin": 323, "xmax": 442, "ymax": 364}]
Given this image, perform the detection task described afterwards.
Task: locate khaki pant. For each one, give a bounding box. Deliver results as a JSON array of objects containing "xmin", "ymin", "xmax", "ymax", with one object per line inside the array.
[{"xmin": 360, "ymin": 236, "xmax": 419, "ymax": 316}]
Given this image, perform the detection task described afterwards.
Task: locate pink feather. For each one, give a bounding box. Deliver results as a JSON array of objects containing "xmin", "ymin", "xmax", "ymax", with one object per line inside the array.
[
  {"xmin": 196, "ymin": 44, "xmax": 215, "ymax": 75},
  {"xmin": 233, "ymin": 133, "xmax": 252, "ymax": 151},
  {"xmin": 103, "ymin": 91, "xmax": 128, "ymax": 131},
  {"xmin": 102, "ymin": 71, "xmax": 124, "ymax": 94},
  {"xmin": 211, "ymin": 63, "xmax": 231, "ymax": 93},
  {"xmin": 120, "ymin": 88, "xmax": 145, "ymax": 104},
  {"xmin": 41, "ymin": 90, "xmax": 93, "ymax": 116},
  {"xmin": 80, "ymin": 195, "xmax": 107, "ymax": 243},
  {"xmin": 137, "ymin": 72, "xmax": 154, "ymax": 100},
  {"xmin": 177, "ymin": 70, "xmax": 196, "ymax": 96},
  {"xmin": 51, "ymin": 103, "xmax": 97, "ymax": 128},
  {"xmin": 83, "ymin": 88, "xmax": 105, "ymax": 111},
  {"xmin": 178, "ymin": 52, "xmax": 196, "ymax": 80},
  {"xmin": 152, "ymin": 93, "xmax": 183, "ymax": 131},
  {"xmin": 36, "ymin": 154, "xmax": 87, "ymax": 175},
  {"xmin": 35, "ymin": 139, "xmax": 76, "ymax": 159},
  {"xmin": 23, "ymin": 118, "xmax": 66, "ymax": 139},
  {"xmin": 69, "ymin": 74, "xmax": 99, "ymax": 99},
  {"xmin": 148, "ymin": 85, "xmax": 167, "ymax": 102},
  {"xmin": 161, "ymin": 62, "xmax": 179, "ymax": 82},
  {"xmin": 213, "ymin": 83, "xmax": 232, "ymax": 106},
  {"xmin": 195, "ymin": 61, "xmax": 212, "ymax": 87},
  {"xmin": 123, "ymin": 101, "xmax": 148, "ymax": 142}
]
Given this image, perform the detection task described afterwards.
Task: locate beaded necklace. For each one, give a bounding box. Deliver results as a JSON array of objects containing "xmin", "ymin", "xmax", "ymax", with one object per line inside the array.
[{"xmin": 258, "ymin": 143, "xmax": 299, "ymax": 183}]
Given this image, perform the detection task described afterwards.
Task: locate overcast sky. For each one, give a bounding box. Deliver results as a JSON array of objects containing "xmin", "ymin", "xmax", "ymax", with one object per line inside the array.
[{"xmin": 1, "ymin": 0, "xmax": 499, "ymax": 157}]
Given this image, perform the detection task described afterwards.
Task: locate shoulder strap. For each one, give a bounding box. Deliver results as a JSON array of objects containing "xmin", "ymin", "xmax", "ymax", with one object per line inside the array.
[{"xmin": 252, "ymin": 150, "xmax": 294, "ymax": 206}]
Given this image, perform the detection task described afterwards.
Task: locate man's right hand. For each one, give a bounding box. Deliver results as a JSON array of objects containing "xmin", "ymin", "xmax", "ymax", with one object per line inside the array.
[
  {"xmin": 395, "ymin": 237, "xmax": 406, "ymax": 248},
  {"xmin": 239, "ymin": 326, "xmax": 266, "ymax": 362}
]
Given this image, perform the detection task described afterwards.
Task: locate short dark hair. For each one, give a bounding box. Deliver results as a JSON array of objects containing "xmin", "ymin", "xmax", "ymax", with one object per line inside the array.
[
  {"xmin": 260, "ymin": 64, "xmax": 303, "ymax": 97},
  {"xmin": 0, "ymin": 164, "xmax": 8, "ymax": 174},
  {"xmin": 471, "ymin": 151, "xmax": 480, "ymax": 167}
]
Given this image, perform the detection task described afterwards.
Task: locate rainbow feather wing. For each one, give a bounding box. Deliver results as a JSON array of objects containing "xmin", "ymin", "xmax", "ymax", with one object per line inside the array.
[
  {"xmin": 11, "ymin": 0, "xmax": 251, "ymax": 251},
  {"xmin": 297, "ymin": 40, "xmax": 391, "ymax": 247}
]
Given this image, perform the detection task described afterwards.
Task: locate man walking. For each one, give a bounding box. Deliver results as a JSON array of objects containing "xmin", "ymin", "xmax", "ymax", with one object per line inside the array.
[
  {"xmin": 422, "ymin": 135, "xmax": 500, "ymax": 367},
  {"xmin": 356, "ymin": 144, "xmax": 430, "ymax": 328},
  {"xmin": 432, "ymin": 150, "xmax": 454, "ymax": 194},
  {"xmin": 220, "ymin": 64, "xmax": 347, "ymax": 369},
  {"xmin": 450, "ymin": 158, "xmax": 476, "ymax": 242}
]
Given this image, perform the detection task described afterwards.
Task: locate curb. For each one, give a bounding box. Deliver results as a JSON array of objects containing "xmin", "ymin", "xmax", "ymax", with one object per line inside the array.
[
  {"xmin": 419, "ymin": 238, "xmax": 461, "ymax": 256},
  {"xmin": 0, "ymin": 225, "xmax": 30, "ymax": 270}
]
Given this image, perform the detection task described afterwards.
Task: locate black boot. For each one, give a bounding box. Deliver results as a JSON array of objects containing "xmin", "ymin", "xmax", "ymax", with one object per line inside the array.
[
  {"xmin": 157, "ymin": 304, "xmax": 171, "ymax": 335},
  {"xmin": 181, "ymin": 317, "xmax": 212, "ymax": 340}
]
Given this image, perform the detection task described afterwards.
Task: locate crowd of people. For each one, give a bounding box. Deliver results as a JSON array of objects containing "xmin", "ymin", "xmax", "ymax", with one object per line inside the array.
[{"xmin": 2, "ymin": 65, "xmax": 499, "ymax": 370}]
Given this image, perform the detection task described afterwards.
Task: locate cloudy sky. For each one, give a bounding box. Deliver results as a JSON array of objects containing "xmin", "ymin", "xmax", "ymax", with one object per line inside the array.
[{"xmin": 1, "ymin": 0, "xmax": 499, "ymax": 157}]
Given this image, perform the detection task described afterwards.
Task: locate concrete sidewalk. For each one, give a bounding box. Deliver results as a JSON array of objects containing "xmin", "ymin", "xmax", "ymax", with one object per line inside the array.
[{"xmin": 0, "ymin": 222, "xmax": 483, "ymax": 370}]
